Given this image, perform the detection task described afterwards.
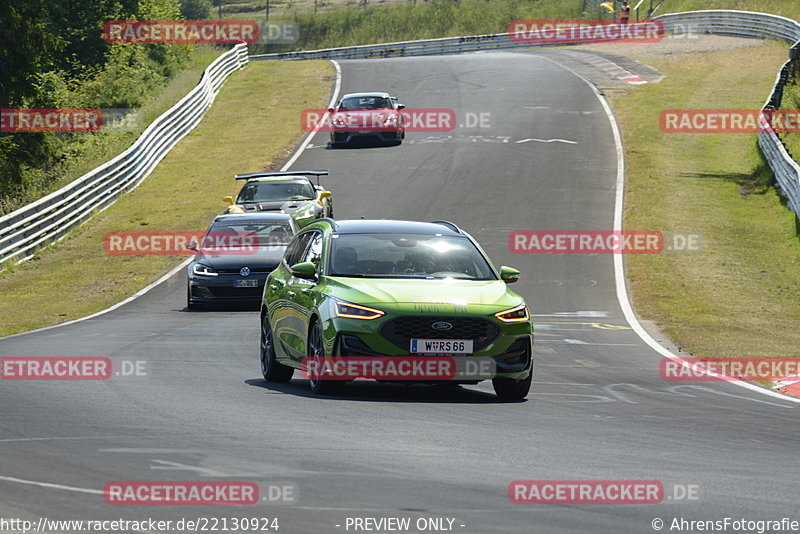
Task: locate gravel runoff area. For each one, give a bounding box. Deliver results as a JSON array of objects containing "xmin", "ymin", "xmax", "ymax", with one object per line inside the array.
[{"xmin": 572, "ymin": 33, "xmax": 772, "ymax": 61}]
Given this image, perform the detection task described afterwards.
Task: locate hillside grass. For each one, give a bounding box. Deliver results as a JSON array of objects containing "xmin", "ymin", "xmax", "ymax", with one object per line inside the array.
[{"xmin": 612, "ymin": 42, "xmax": 800, "ymax": 357}]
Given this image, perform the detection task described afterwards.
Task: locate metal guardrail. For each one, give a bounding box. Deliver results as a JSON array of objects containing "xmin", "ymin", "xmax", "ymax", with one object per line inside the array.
[
  {"xmin": 4, "ymin": 11, "xmax": 800, "ymax": 268},
  {"xmin": 0, "ymin": 43, "xmax": 249, "ymax": 267},
  {"xmin": 249, "ymin": 23, "xmax": 658, "ymax": 61},
  {"xmin": 251, "ymin": 11, "xmax": 800, "ymax": 216},
  {"xmin": 655, "ymin": 10, "xmax": 800, "ymax": 215},
  {"xmin": 250, "ymin": 32, "xmax": 540, "ymax": 61}
]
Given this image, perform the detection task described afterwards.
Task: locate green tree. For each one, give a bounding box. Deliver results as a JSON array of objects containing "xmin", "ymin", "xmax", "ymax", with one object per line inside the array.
[{"xmin": 180, "ymin": 0, "xmax": 212, "ymax": 19}]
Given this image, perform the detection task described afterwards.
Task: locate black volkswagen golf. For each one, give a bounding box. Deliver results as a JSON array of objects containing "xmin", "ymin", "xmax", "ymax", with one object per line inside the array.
[{"xmin": 187, "ymin": 213, "xmax": 298, "ymax": 309}]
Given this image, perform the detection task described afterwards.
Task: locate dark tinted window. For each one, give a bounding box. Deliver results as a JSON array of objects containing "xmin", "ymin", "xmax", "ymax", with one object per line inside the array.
[
  {"xmin": 237, "ymin": 182, "xmax": 315, "ymax": 203},
  {"xmin": 206, "ymin": 220, "xmax": 293, "ymax": 247},
  {"xmin": 339, "ymin": 97, "xmax": 392, "ymax": 110}
]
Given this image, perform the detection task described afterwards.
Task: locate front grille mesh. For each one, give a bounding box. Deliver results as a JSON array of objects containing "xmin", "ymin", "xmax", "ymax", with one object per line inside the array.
[
  {"xmin": 216, "ymin": 267, "xmax": 275, "ymax": 274},
  {"xmin": 380, "ymin": 316, "xmax": 499, "ymax": 352}
]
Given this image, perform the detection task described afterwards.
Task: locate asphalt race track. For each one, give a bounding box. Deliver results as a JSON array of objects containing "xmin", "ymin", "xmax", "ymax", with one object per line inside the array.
[{"xmin": 1, "ymin": 52, "xmax": 798, "ymax": 533}]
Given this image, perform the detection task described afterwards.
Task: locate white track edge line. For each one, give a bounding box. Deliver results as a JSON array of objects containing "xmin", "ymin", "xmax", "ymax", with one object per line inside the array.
[
  {"xmin": 0, "ymin": 60, "xmax": 344, "ymax": 343},
  {"xmin": 537, "ymin": 53, "xmax": 798, "ymax": 405},
  {"xmin": 0, "ymin": 475, "xmax": 103, "ymax": 495}
]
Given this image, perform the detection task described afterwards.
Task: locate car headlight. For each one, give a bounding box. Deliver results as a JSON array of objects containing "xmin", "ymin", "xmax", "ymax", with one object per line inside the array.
[
  {"xmin": 384, "ymin": 114, "xmax": 398, "ymax": 126},
  {"xmin": 334, "ymin": 300, "xmax": 385, "ymax": 320},
  {"xmin": 192, "ymin": 263, "xmax": 218, "ymax": 277},
  {"xmin": 495, "ymin": 304, "xmax": 529, "ymax": 323},
  {"xmin": 332, "ymin": 115, "xmax": 347, "ymax": 127}
]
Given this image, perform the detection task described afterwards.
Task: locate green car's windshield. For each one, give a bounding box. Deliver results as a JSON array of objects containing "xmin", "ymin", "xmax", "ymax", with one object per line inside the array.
[
  {"xmin": 328, "ymin": 233, "xmax": 496, "ymax": 280},
  {"xmin": 205, "ymin": 221, "xmax": 293, "ymax": 247},
  {"xmin": 237, "ymin": 181, "xmax": 316, "ymax": 203}
]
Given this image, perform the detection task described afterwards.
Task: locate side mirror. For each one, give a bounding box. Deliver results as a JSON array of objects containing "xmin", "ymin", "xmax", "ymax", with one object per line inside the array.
[
  {"xmin": 290, "ymin": 261, "xmax": 317, "ymax": 280},
  {"xmin": 397, "ymin": 104, "xmax": 406, "ymax": 110},
  {"xmin": 499, "ymin": 266, "xmax": 520, "ymax": 284},
  {"xmin": 327, "ymin": 108, "xmax": 335, "ymax": 114},
  {"xmin": 318, "ymin": 191, "xmax": 331, "ymax": 200},
  {"xmin": 186, "ymin": 240, "xmax": 197, "ymax": 251},
  {"xmin": 223, "ymin": 195, "xmax": 234, "ymax": 205}
]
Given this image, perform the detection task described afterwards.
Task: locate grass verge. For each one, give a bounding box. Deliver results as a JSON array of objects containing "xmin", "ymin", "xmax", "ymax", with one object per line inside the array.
[
  {"xmin": 0, "ymin": 60, "xmax": 333, "ymax": 337},
  {"xmin": 611, "ymin": 42, "xmax": 800, "ymax": 357},
  {"xmin": 246, "ymin": 0, "xmax": 586, "ymax": 54}
]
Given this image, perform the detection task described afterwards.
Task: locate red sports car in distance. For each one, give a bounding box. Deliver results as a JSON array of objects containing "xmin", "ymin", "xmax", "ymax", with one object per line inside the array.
[{"xmin": 328, "ymin": 92, "xmax": 405, "ymax": 146}]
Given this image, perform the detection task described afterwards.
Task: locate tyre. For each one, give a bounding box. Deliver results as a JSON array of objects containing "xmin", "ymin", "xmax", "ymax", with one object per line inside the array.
[
  {"xmin": 492, "ymin": 372, "xmax": 532, "ymax": 401},
  {"xmin": 261, "ymin": 313, "xmax": 294, "ymax": 382},
  {"xmin": 307, "ymin": 320, "xmax": 343, "ymax": 395}
]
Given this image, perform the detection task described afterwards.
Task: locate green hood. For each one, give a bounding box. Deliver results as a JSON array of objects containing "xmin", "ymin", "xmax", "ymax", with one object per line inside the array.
[{"xmin": 323, "ymin": 277, "xmax": 523, "ymax": 314}]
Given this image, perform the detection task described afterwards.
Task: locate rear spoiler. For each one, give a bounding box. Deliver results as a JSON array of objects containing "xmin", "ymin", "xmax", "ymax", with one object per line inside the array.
[{"xmin": 235, "ymin": 170, "xmax": 328, "ymax": 187}]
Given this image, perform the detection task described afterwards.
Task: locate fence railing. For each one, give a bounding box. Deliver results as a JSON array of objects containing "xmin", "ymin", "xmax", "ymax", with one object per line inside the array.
[
  {"xmin": 251, "ymin": 32, "xmax": 541, "ymax": 61},
  {"xmin": 4, "ymin": 11, "xmax": 800, "ymax": 269},
  {"xmin": 655, "ymin": 10, "xmax": 800, "ymax": 215},
  {"xmin": 249, "ymin": 22, "xmax": 655, "ymax": 61},
  {"xmin": 252, "ymin": 10, "xmax": 800, "ymax": 217},
  {"xmin": 0, "ymin": 43, "xmax": 249, "ymax": 267}
]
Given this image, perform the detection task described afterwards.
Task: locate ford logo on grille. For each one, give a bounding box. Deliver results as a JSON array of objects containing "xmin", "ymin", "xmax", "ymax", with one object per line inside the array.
[
  {"xmin": 431, "ymin": 321, "xmax": 453, "ymax": 331},
  {"xmin": 240, "ymin": 266, "xmax": 251, "ymax": 277}
]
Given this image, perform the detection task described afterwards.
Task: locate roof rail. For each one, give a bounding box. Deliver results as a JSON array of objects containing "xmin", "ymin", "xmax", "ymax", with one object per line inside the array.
[
  {"xmin": 235, "ymin": 170, "xmax": 328, "ymax": 180},
  {"xmin": 430, "ymin": 220, "xmax": 462, "ymax": 234},
  {"xmin": 316, "ymin": 217, "xmax": 339, "ymax": 231}
]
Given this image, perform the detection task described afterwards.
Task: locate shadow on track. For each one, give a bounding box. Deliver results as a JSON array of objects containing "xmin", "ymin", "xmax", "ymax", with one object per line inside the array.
[
  {"xmin": 244, "ymin": 378, "xmax": 523, "ymax": 404},
  {"xmin": 180, "ymin": 302, "xmax": 260, "ymax": 313},
  {"xmin": 327, "ymin": 139, "xmax": 402, "ymax": 150}
]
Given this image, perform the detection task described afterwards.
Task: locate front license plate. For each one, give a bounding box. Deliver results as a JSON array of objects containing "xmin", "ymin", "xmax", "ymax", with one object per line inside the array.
[
  {"xmin": 410, "ymin": 339, "xmax": 473, "ymax": 354},
  {"xmin": 234, "ymin": 279, "xmax": 258, "ymax": 288}
]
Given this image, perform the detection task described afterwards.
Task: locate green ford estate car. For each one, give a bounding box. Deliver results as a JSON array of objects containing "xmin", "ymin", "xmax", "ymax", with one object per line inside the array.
[{"xmin": 259, "ymin": 219, "xmax": 533, "ymax": 400}]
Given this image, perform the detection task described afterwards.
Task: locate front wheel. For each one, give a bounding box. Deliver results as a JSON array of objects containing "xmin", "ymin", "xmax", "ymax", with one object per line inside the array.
[
  {"xmin": 307, "ymin": 321, "xmax": 343, "ymax": 395},
  {"xmin": 261, "ymin": 313, "xmax": 294, "ymax": 382},
  {"xmin": 492, "ymin": 373, "xmax": 532, "ymax": 401}
]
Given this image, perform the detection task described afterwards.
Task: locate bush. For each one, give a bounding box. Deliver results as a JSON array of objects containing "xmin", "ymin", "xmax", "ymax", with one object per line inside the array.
[{"xmin": 180, "ymin": 0, "xmax": 212, "ymax": 19}]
